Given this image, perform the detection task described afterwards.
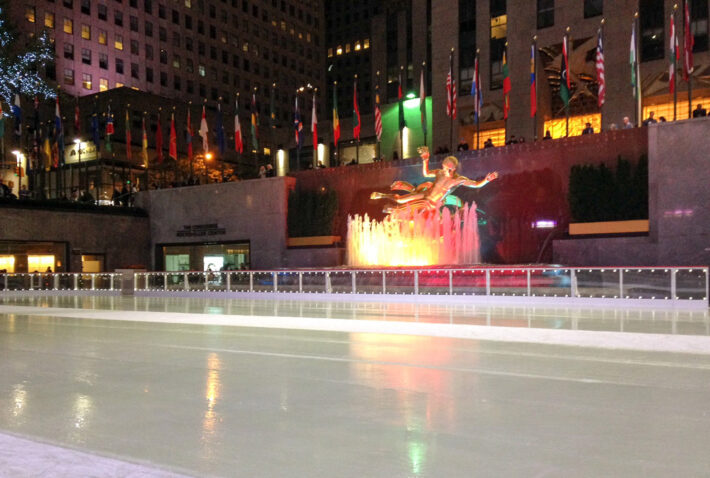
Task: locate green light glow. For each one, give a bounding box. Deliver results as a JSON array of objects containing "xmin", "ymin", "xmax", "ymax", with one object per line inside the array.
[{"xmin": 405, "ymin": 92, "xmax": 416, "ymax": 99}]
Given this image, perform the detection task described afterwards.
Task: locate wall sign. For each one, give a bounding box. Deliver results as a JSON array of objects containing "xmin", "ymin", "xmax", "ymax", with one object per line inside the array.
[{"xmin": 176, "ymin": 224, "xmax": 226, "ymax": 237}]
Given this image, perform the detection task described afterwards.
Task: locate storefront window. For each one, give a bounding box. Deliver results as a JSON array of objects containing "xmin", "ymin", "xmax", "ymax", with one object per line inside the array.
[{"xmin": 160, "ymin": 242, "xmax": 250, "ymax": 271}]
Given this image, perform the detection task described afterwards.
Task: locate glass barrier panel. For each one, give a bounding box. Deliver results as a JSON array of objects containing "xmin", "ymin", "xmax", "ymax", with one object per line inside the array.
[
  {"xmin": 56, "ymin": 273, "xmax": 74, "ymax": 290},
  {"xmin": 251, "ymin": 272, "xmax": 274, "ymax": 292},
  {"xmin": 228, "ymin": 272, "xmax": 251, "ymax": 292},
  {"xmin": 205, "ymin": 272, "xmax": 227, "ymax": 291},
  {"xmin": 93, "ymin": 274, "xmax": 112, "ymax": 290},
  {"xmin": 276, "ymin": 272, "xmax": 300, "ymax": 293},
  {"xmin": 301, "ymin": 272, "xmax": 327, "ymax": 293},
  {"xmin": 573, "ymin": 269, "xmax": 621, "ymax": 298},
  {"xmin": 489, "ymin": 269, "xmax": 529, "ymax": 296},
  {"xmin": 76, "ymin": 274, "xmax": 93, "ymax": 290},
  {"xmin": 418, "ymin": 270, "xmax": 452, "ymax": 295},
  {"xmin": 186, "ymin": 272, "xmax": 206, "ymax": 291},
  {"xmin": 450, "ymin": 269, "xmax": 486, "ymax": 295},
  {"xmin": 329, "ymin": 271, "xmax": 353, "ymax": 294},
  {"xmin": 529, "ymin": 269, "xmax": 572, "ymax": 297},
  {"xmin": 622, "ymin": 269, "xmax": 671, "ymax": 300},
  {"xmin": 165, "ymin": 273, "xmax": 186, "ymax": 291},
  {"xmin": 384, "ymin": 270, "xmax": 415, "ymax": 294},
  {"xmin": 675, "ymin": 268, "xmax": 708, "ymax": 301},
  {"xmin": 354, "ymin": 271, "xmax": 384, "ymax": 294},
  {"xmin": 7, "ymin": 274, "xmax": 29, "ymax": 290}
]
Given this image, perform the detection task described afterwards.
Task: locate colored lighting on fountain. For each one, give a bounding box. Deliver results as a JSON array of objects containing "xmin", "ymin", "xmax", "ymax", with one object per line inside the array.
[{"xmin": 347, "ymin": 205, "xmax": 480, "ymax": 267}]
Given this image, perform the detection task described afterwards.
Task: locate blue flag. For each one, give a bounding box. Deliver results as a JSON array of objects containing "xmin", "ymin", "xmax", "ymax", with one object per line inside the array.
[{"xmin": 12, "ymin": 93, "xmax": 22, "ymax": 137}]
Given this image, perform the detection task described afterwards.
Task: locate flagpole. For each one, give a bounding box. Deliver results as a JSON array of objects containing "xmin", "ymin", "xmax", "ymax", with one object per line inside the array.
[
  {"xmin": 449, "ymin": 49, "xmax": 454, "ymax": 152},
  {"xmin": 375, "ymin": 71, "xmax": 381, "ymax": 161},
  {"xmin": 354, "ymin": 74, "xmax": 359, "ymax": 165},
  {"xmin": 532, "ymin": 36, "xmax": 537, "ymax": 141},
  {"xmin": 685, "ymin": 0, "xmax": 693, "ymax": 118},
  {"xmin": 475, "ymin": 50, "xmax": 480, "ymax": 150},
  {"xmin": 634, "ymin": 12, "xmax": 642, "ymax": 127},
  {"xmin": 400, "ymin": 66, "xmax": 404, "ymax": 161},
  {"xmin": 295, "ymin": 90, "xmax": 300, "ymax": 171},
  {"xmin": 673, "ymin": 5, "xmax": 678, "ymax": 121},
  {"xmin": 599, "ymin": 19, "xmax": 605, "ymax": 126},
  {"xmin": 565, "ymin": 28, "xmax": 570, "ymax": 138}
]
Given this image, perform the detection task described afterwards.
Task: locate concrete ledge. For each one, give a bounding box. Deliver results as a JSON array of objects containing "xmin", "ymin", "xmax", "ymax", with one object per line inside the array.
[{"xmin": 569, "ymin": 220, "xmax": 649, "ymax": 236}]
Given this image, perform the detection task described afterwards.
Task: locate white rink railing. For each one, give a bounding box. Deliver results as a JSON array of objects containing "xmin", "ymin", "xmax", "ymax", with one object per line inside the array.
[
  {"xmin": 0, "ymin": 273, "xmax": 121, "ymax": 291},
  {"xmin": 133, "ymin": 267, "xmax": 709, "ymax": 306}
]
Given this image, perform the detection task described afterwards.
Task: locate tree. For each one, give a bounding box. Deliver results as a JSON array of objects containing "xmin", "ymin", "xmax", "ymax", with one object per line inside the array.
[{"xmin": 0, "ymin": 1, "xmax": 55, "ymax": 106}]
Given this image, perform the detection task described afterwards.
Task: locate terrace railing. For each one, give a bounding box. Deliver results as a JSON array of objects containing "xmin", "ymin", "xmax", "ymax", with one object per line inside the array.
[{"xmin": 0, "ymin": 273, "xmax": 121, "ymax": 292}]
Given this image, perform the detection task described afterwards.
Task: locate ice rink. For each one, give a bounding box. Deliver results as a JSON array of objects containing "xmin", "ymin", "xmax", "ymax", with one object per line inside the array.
[{"xmin": 1, "ymin": 295, "xmax": 710, "ymax": 477}]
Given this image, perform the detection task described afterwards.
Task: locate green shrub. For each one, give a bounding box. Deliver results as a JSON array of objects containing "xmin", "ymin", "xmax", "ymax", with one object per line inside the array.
[{"xmin": 287, "ymin": 189, "xmax": 338, "ymax": 237}]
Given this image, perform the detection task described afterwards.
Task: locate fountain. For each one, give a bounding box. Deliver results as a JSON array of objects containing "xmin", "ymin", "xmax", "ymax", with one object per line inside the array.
[{"xmin": 347, "ymin": 146, "xmax": 498, "ymax": 267}]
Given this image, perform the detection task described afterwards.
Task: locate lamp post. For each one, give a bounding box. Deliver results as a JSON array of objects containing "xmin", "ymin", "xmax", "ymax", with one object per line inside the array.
[
  {"xmin": 203, "ymin": 152, "xmax": 213, "ymax": 183},
  {"xmin": 11, "ymin": 150, "xmax": 22, "ymax": 197}
]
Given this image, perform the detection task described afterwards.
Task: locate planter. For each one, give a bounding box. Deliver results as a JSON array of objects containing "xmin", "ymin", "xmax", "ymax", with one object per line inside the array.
[
  {"xmin": 569, "ymin": 219, "xmax": 649, "ymax": 236},
  {"xmin": 287, "ymin": 235, "xmax": 341, "ymax": 247}
]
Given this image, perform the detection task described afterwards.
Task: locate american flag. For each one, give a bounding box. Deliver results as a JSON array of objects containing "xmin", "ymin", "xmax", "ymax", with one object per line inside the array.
[
  {"xmin": 374, "ymin": 88, "xmax": 382, "ymax": 142},
  {"xmin": 472, "ymin": 55, "xmax": 482, "ymax": 123},
  {"xmin": 683, "ymin": 1, "xmax": 694, "ymax": 82},
  {"xmin": 446, "ymin": 52, "xmax": 457, "ymax": 119},
  {"xmin": 596, "ymin": 29, "xmax": 605, "ymax": 107},
  {"xmin": 311, "ymin": 92, "xmax": 317, "ymax": 149}
]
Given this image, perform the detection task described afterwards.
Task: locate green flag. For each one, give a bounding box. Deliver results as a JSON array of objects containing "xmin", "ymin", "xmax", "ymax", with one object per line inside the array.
[
  {"xmin": 398, "ymin": 71, "xmax": 405, "ymax": 130},
  {"xmin": 560, "ymin": 35, "xmax": 571, "ymax": 108},
  {"xmin": 630, "ymin": 22, "xmax": 637, "ymax": 97}
]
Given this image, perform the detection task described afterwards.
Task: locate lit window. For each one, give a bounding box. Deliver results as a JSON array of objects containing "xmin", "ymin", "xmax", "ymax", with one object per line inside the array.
[
  {"xmin": 64, "ymin": 18, "xmax": 73, "ymax": 34},
  {"xmin": 45, "ymin": 12, "xmax": 55, "ymax": 28},
  {"xmin": 81, "ymin": 24, "xmax": 91, "ymax": 40},
  {"xmin": 198, "ymin": 65, "xmax": 205, "ymax": 76},
  {"xmin": 172, "ymin": 55, "xmax": 181, "ymax": 68},
  {"xmin": 115, "ymin": 34, "xmax": 123, "ymax": 50},
  {"xmin": 82, "ymin": 73, "xmax": 92, "ymax": 90},
  {"xmin": 98, "ymin": 29, "xmax": 107, "ymax": 45},
  {"xmin": 364, "ymin": 38, "xmax": 370, "ymax": 49},
  {"xmin": 0, "ymin": 256, "xmax": 15, "ymax": 273},
  {"xmin": 327, "ymin": 48, "xmax": 333, "ymax": 58},
  {"xmin": 25, "ymin": 7, "xmax": 35, "ymax": 23},
  {"xmin": 306, "ymin": 33, "xmax": 311, "ymax": 42},
  {"xmin": 185, "ymin": 0, "xmax": 191, "ymax": 7},
  {"xmin": 116, "ymin": 82, "xmax": 124, "ymax": 88},
  {"xmin": 336, "ymin": 45, "xmax": 342, "ymax": 55},
  {"xmin": 99, "ymin": 78, "xmax": 108, "ymax": 91},
  {"xmin": 242, "ymin": 42, "xmax": 248, "ymax": 52},
  {"xmin": 543, "ymin": 114, "xmax": 602, "ymax": 138},
  {"xmin": 354, "ymin": 41, "xmax": 361, "ymax": 51}
]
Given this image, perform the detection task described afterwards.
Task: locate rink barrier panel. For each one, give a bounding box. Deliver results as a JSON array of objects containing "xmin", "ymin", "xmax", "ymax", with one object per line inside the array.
[{"xmin": 1, "ymin": 268, "xmax": 707, "ymax": 308}]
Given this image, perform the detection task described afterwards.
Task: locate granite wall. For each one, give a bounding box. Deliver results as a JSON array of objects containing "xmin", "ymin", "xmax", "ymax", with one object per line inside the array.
[
  {"xmin": 135, "ymin": 176, "xmax": 296, "ymax": 270},
  {"xmin": 292, "ymin": 128, "xmax": 648, "ymax": 264},
  {"xmin": 0, "ymin": 205, "xmax": 150, "ymax": 272}
]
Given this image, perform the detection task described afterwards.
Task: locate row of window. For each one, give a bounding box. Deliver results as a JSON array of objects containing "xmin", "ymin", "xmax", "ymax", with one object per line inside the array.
[{"xmin": 327, "ymin": 40, "xmax": 371, "ymax": 58}]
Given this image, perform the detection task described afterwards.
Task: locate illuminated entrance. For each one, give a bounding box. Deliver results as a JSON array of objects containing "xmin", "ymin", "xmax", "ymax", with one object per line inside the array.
[
  {"xmin": 159, "ymin": 242, "xmax": 250, "ymax": 271},
  {"xmin": 0, "ymin": 241, "xmax": 67, "ymax": 273}
]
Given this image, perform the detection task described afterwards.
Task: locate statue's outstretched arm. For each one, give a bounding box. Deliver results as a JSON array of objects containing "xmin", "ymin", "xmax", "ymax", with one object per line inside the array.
[
  {"xmin": 461, "ymin": 171, "xmax": 499, "ymax": 188},
  {"xmin": 418, "ymin": 146, "xmax": 436, "ymax": 178}
]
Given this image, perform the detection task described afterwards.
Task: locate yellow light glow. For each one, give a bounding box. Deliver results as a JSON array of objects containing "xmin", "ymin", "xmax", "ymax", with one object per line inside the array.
[
  {"xmin": 27, "ymin": 255, "xmax": 54, "ymax": 272},
  {"xmin": 0, "ymin": 255, "xmax": 16, "ymax": 273},
  {"xmin": 205, "ymin": 152, "xmax": 213, "ymax": 160},
  {"xmin": 317, "ymin": 143, "xmax": 326, "ymax": 166},
  {"xmin": 336, "ymin": 46, "xmax": 343, "ymax": 55},
  {"xmin": 643, "ymin": 96, "xmax": 710, "ymax": 121},
  {"xmin": 543, "ymin": 114, "xmax": 601, "ymax": 139},
  {"xmin": 277, "ymin": 149, "xmax": 287, "ymax": 176},
  {"xmin": 263, "ymin": 147, "xmax": 271, "ymax": 155},
  {"xmin": 402, "ymin": 126, "xmax": 410, "ymax": 159},
  {"xmin": 354, "ymin": 42, "xmax": 361, "ymax": 51}
]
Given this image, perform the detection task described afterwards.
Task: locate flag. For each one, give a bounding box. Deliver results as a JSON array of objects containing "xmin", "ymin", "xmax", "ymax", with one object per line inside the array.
[
  {"xmin": 294, "ymin": 96, "xmax": 303, "ymax": 149},
  {"xmin": 155, "ymin": 113, "xmax": 163, "ymax": 163},
  {"xmin": 199, "ymin": 105, "xmax": 209, "ymax": 152},
  {"xmin": 42, "ymin": 126, "xmax": 51, "ymax": 170},
  {"xmin": 420, "ymin": 66, "xmax": 427, "ymax": 137},
  {"xmin": 169, "ymin": 112, "xmax": 177, "ymax": 160},
  {"xmin": 54, "ymin": 97, "xmax": 64, "ymax": 166},
  {"xmin": 683, "ymin": 1, "xmax": 694, "ymax": 82},
  {"xmin": 311, "ymin": 92, "xmax": 318, "ymax": 149},
  {"xmin": 269, "ymin": 84, "xmax": 276, "ymax": 129},
  {"xmin": 472, "ymin": 55, "xmax": 483, "ymax": 124},
  {"xmin": 560, "ymin": 35, "xmax": 571, "ymax": 108},
  {"xmin": 141, "ymin": 116, "xmax": 148, "ymax": 167},
  {"xmin": 105, "ymin": 104, "xmax": 114, "ymax": 152},
  {"xmin": 630, "ymin": 22, "xmax": 638, "ymax": 97},
  {"xmin": 374, "ymin": 86, "xmax": 382, "ymax": 142},
  {"xmin": 332, "ymin": 84, "xmax": 340, "ymax": 146},
  {"xmin": 12, "ymin": 93, "xmax": 21, "ymax": 137},
  {"xmin": 215, "ymin": 102, "xmax": 225, "ymax": 155},
  {"xmin": 669, "ymin": 12, "xmax": 679, "ymax": 95},
  {"xmin": 250, "ymin": 93, "xmax": 259, "ymax": 150},
  {"xmin": 353, "ymin": 78, "xmax": 361, "ymax": 141},
  {"xmin": 502, "ymin": 49, "xmax": 511, "ymax": 119},
  {"xmin": 91, "ymin": 110, "xmax": 100, "ymax": 151},
  {"xmin": 398, "ymin": 70, "xmax": 406, "ymax": 130},
  {"xmin": 186, "ymin": 107, "xmax": 193, "ymax": 160},
  {"xmin": 530, "ymin": 44, "xmax": 537, "ymax": 117},
  {"xmin": 0, "ymin": 101, "xmax": 5, "ymax": 139},
  {"xmin": 446, "ymin": 53, "xmax": 457, "ymax": 119},
  {"xmin": 125, "ymin": 110, "xmax": 131, "ymax": 160},
  {"xmin": 33, "ymin": 96, "xmax": 40, "ymax": 150},
  {"xmin": 234, "ymin": 98, "xmax": 243, "ymax": 154},
  {"xmin": 74, "ymin": 100, "xmax": 80, "ymax": 135},
  {"xmin": 596, "ymin": 28, "xmax": 605, "ymax": 107}
]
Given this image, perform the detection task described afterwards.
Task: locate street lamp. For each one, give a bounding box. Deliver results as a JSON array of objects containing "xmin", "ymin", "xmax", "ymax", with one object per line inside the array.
[{"xmin": 11, "ymin": 150, "xmax": 22, "ymax": 197}]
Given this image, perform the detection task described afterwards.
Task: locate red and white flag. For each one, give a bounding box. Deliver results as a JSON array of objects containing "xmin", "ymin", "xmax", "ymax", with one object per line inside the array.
[
  {"xmin": 670, "ymin": 13, "xmax": 679, "ymax": 95},
  {"xmin": 596, "ymin": 28, "xmax": 605, "ymax": 107},
  {"xmin": 446, "ymin": 52, "xmax": 457, "ymax": 119},
  {"xmin": 234, "ymin": 98, "xmax": 243, "ymax": 153},
  {"xmin": 169, "ymin": 112, "xmax": 177, "ymax": 160},
  {"xmin": 311, "ymin": 92, "xmax": 318, "ymax": 149},
  {"xmin": 199, "ymin": 105, "xmax": 209, "ymax": 152},
  {"xmin": 683, "ymin": 1, "xmax": 694, "ymax": 82},
  {"xmin": 374, "ymin": 88, "xmax": 382, "ymax": 142}
]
